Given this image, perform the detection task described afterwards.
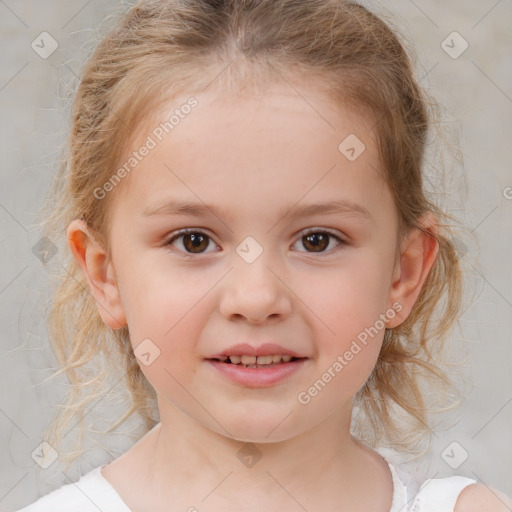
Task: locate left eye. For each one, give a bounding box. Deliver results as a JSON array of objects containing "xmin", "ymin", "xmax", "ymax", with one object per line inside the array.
[{"xmin": 291, "ymin": 229, "xmax": 345, "ymax": 254}]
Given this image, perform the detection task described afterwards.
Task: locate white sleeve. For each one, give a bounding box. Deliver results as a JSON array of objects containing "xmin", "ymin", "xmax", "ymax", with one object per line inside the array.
[
  {"xmin": 410, "ymin": 476, "xmax": 478, "ymax": 512},
  {"xmin": 15, "ymin": 467, "xmax": 132, "ymax": 512}
]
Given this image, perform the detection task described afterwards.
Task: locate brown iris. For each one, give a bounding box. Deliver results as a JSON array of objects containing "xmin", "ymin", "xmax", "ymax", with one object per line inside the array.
[
  {"xmin": 182, "ymin": 233, "xmax": 209, "ymax": 253},
  {"xmin": 302, "ymin": 232, "xmax": 329, "ymax": 252}
]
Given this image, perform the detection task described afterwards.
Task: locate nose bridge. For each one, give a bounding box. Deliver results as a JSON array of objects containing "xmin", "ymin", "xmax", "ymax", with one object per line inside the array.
[{"xmin": 219, "ymin": 236, "xmax": 291, "ymax": 322}]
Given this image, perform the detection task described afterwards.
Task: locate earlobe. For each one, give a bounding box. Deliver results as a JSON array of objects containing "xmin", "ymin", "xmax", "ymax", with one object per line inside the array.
[
  {"xmin": 386, "ymin": 214, "xmax": 439, "ymax": 329},
  {"xmin": 66, "ymin": 219, "xmax": 127, "ymax": 330}
]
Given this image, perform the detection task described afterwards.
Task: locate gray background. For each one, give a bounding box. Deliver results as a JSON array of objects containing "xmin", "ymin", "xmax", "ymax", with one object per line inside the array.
[{"xmin": 1, "ymin": 1, "xmax": 511, "ymax": 510}]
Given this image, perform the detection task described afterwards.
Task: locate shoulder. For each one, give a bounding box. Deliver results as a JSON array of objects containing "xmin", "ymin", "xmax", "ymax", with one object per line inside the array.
[
  {"xmin": 16, "ymin": 480, "xmax": 95, "ymax": 511},
  {"xmin": 16, "ymin": 466, "xmax": 129, "ymax": 512},
  {"xmin": 454, "ymin": 483, "xmax": 512, "ymax": 512}
]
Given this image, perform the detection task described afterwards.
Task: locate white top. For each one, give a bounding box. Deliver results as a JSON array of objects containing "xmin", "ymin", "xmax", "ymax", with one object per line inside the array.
[{"xmin": 16, "ymin": 448, "xmax": 478, "ymax": 512}]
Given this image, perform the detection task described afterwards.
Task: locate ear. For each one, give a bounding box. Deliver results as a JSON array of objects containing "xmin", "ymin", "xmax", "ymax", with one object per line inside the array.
[
  {"xmin": 386, "ymin": 213, "xmax": 439, "ymax": 328},
  {"xmin": 66, "ymin": 219, "xmax": 127, "ymax": 330}
]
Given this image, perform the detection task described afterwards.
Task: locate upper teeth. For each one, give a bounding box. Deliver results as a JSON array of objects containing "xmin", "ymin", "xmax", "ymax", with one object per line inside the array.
[{"xmin": 219, "ymin": 354, "xmax": 293, "ymax": 365}]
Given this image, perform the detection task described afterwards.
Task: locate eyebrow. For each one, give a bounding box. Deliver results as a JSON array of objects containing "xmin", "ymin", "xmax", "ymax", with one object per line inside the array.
[{"xmin": 142, "ymin": 198, "xmax": 372, "ymax": 221}]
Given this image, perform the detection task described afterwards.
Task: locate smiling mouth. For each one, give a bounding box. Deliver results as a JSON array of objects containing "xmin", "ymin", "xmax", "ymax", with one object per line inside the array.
[{"xmin": 208, "ymin": 355, "xmax": 307, "ymax": 368}]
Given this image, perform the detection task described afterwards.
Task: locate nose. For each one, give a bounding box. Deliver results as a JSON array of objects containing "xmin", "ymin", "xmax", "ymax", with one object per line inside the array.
[{"xmin": 219, "ymin": 252, "xmax": 292, "ymax": 324}]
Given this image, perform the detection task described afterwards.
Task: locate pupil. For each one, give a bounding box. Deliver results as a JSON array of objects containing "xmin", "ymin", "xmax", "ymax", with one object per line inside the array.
[
  {"xmin": 185, "ymin": 233, "xmax": 207, "ymax": 253},
  {"xmin": 305, "ymin": 233, "xmax": 328, "ymax": 252}
]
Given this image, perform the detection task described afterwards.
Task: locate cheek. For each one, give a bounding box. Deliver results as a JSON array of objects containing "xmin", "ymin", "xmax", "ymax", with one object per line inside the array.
[
  {"xmin": 302, "ymin": 255, "xmax": 391, "ymax": 336},
  {"xmin": 118, "ymin": 257, "xmax": 210, "ymax": 341},
  {"xmin": 295, "ymin": 256, "xmax": 390, "ymax": 386},
  {"xmin": 130, "ymin": 292, "xmax": 205, "ymax": 361},
  {"xmin": 129, "ymin": 299, "xmax": 208, "ymax": 406},
  {"xmin": 117, "ymin": 265, "xmax": 211, "ymax": 382}
]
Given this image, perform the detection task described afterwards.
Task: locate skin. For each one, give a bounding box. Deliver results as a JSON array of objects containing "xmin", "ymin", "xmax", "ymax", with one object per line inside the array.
[{"xmin": 67, "ymin": 80, "xmax": 442, "ymax": 511}]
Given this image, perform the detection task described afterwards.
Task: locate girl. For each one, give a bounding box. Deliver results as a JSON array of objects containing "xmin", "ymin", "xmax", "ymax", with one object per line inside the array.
[{"xmin": 17, "ymin": 0, "xmax": 511, "ymax": 510}]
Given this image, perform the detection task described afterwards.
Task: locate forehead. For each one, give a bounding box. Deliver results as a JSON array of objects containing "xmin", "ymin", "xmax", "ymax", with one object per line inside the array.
[{"xmin": 111, "ymin": 81, "xmax": 390, "ymax": 223}]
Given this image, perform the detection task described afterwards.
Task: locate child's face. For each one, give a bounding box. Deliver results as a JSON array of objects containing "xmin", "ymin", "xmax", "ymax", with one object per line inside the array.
[{"xmin": 74, "ymin": 81, "xmax": 426, "ymax": 441}]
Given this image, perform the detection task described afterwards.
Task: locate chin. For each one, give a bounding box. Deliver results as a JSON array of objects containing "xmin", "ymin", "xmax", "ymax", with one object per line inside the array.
[{"xmin": 209, "ymin": 407, "xmax": 303, "ymax": 444}]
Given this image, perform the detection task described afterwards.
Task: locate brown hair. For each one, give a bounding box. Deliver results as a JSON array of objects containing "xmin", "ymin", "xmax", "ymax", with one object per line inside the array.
[{"xmin": 35, "ymin": 0, "xmax": 472, "ymax": 471}]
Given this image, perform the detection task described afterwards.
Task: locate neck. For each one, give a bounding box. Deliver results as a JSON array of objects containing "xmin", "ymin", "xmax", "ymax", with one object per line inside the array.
[{"xmin": 132, "ymin": 395, "xmax": 394, "ymax": 511}]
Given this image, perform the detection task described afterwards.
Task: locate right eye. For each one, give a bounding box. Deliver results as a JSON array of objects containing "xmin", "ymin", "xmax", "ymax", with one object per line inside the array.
[{"xmin": 165, "ymin": 229, "xmax": 220, "ymax": 256}]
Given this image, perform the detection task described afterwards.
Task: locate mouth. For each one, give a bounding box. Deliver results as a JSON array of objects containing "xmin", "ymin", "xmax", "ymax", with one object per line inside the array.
[
  {"xmin": 207, "ymin": 354, "xmax": 308, "ymax": 368},
  {"xmin": 205, "ymin": 354, "xmax": 310, "ymax": 387}
]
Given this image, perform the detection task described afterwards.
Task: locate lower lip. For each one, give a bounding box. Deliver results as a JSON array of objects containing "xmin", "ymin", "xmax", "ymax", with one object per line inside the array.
[{"xmin": 206, "ymin": 359, "xmax": 308, "ymax": 387}]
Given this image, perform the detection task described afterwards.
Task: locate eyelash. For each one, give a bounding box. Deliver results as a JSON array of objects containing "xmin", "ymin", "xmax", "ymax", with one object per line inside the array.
[{"xmin": 164, "ymin": 228, "xmax": 347, "ymax": 257}]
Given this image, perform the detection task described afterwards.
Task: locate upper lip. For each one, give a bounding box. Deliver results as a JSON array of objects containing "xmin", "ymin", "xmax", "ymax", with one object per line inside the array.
[{"xmin": 207, "ymin": 343, "xmax": 308, "ymax": 359}]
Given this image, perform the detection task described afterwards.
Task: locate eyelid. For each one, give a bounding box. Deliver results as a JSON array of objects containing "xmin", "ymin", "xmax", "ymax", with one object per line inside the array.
[
  {"xmin": 295, "ymin": 227, "xmax": 347, "ymax": 242},
  {"xmin": 291, "ymin": 227, "xmax": 347, "ymax": 254},
  {"xmin": 164, "ymin": 226, "xmax": 348, "ymax": 256},
  {"xmin": 165, "ymin": 227, "xmax": 220, "ymax": 255}
]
